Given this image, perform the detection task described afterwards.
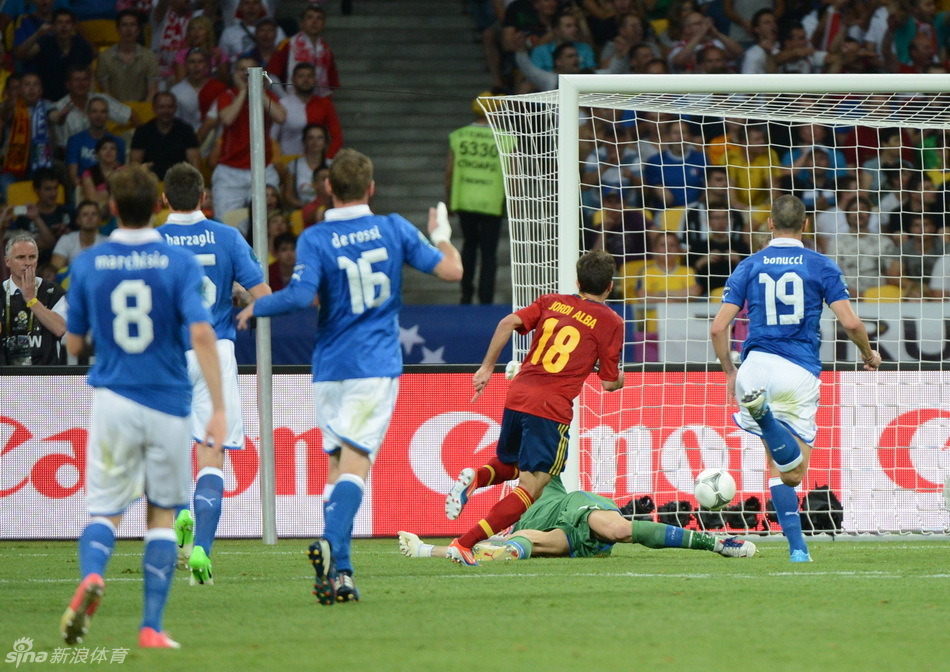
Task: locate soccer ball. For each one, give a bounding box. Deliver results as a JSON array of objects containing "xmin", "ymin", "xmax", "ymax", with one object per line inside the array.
[{"xmin": 693, "ymin": 468, "xmax": 737, "ymax": 510}]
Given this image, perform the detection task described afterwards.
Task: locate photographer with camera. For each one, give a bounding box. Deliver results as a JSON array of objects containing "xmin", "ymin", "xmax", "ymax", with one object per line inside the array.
[{"xmin": 1, "ymin": 232, "xmax": 67, "ymax": 366}]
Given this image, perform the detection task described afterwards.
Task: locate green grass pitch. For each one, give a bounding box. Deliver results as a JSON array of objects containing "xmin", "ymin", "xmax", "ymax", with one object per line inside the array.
[{"xmin": 1, "ymin": 538, "xmax": 948, "ymax": 672}]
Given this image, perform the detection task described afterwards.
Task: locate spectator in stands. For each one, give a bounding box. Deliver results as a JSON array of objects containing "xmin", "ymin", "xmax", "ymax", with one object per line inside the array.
[
  {"xmin": 129, "ymin": 92, "xmax": 201, "ymax": 180},
  {"xmin": 898, "ymin": 212, "xmax": 944, "ymax": 298},
  {"xmin": 49, "ymin": 199, "xmax": 104, "ymax": 272},
  {"xmin": 723, "ymin": 0, "xmax": 784, "ymax": 48},
  {"xmin": 591, "ymin": 186, "xmax": 652, "ymax": 268},
  {"xmin": 81, "ymin": 137, "xmax": 125, "ymax": 218},
  {"xmin": 209, "ymin": 56, "xmax": 286, "ymax": 237},
  {"xmin": 824, "ymin": 194, "xmax": 900, "ymax": 298},
  {"xmin": 897, "ymin": 29, "xmax": 941, "ymax": 73},
  {"xmin": 282, "ymin": 4, "xmax": 340, "ymax": 98},
  {"xmin": 668, "ymin": 11, "xmax": 743, "ymax": 73},
  {"xmin": 599, "ymin": 13, "xmax": 663, "ymax": 70},
  {"xmin": 530, "ymin": 9, "xmax": 597, "ymax": 71},
  {"xmin": 21, "ymin": 9, "xmax": 94, "ymax": 103},
  {"xmin": 271, "ymin": 62, "xmax": 343, "ymax": 159},
  {"xmin": 65, "ymin": 97, "xmax": 127, "ymax": 190},
  {"xmin": 268, "ymin": 230, "xmax": 297, "ymax": 291},
  {"xmin": 686, "ymin": 206, "xmax": 750, "ymax": 296},
  {"xmin": 502, "ymin": 0, "xmax": 559, "ymax": 54},
  {"xmin": 514, "ymin": 38, "xmax": 626, "ymax": 92},
  {"xmin": 11, "ymin": 0, "xmax": 55, "ymax": 63},
  {"xmin": 0, "ymin": 232, "xmax": 66, "ymax": 365},
  {"xmin": 151, "ymin": 0, "xmax": 199, "ymax": 87},
  {"xmin": 282, "ymin": 123, "xmax": 330, "ymax": 211},
  {"xmin": 219, "ymin": 0, "xmax": 286, "ymax": 62},
  {"xmin": 173, "ymin": 16, "xmax": 230, "ymax": 85},
  {"xmin": 239, "ymin": 15, "xmax": 282, "ymax": 73},
  {"xmin": 740, "ymin": 8, "xmax": 780, "ymax": 73},
  {"xmin": 264, "ymin": 209, "xmax": 289, "ymax": 261},
  {"xmin": 581, "ymin": 0, "xmax": 621, "ymax": 47},
  {"xmin": 679, "ymin": 166, "xmax": 747, "ymax": 250},
  {"xmin": 301, "ymin": 165, "xmax": 330, "ymax": 228},
  {"xmin": 860, "ymin": 127, "xmax": 915, "ymax": 192},
  {"xmin": 0, "ymin": 72, "xmax": 54, "ymax": 200},
  {"xmin": 49, "ymin": 66, "xmax": 134, "ymax": 157},
  {"xmin": 642, "ymin": 119, "xmax": 707, "ymax": 209},
  {"xmin": 773, "ymin": 20, "xmax": 831, "ymax": 73},
  {"xmin": 779, "ymin": 144, "xmax": 837, "ymax": 211},
  {"xmin": 467, "ymin": 0, "xmax": 506, "ymax": 90},
  {"xmin": 726, "ymin": 123, "xmax": 780, "ymax": 210},
  {"xmin": 889, "ymin": 0, "xmax": 946, "ymax": 67},
  {"xmin": 780, "ymin": 122, "xmax": 850, "ymax": 186},
  {"xmin": 633, "ymin": 231, "xmax": 701, "ymax": 360},
  {"xmin": 169, "ymin": 47, "xmax": 227, "ymax": 150},
  {"xmin": 0, "ymin": 168, "xmax": 72, "ymax": 263},
  {"xmin": 216, "ymin": 0, "xmax": 279, "ymax": 29},
  {"xmin": 814, "ymin": 179, "xmax": 882, "ymax": 251},
  {"xmin": 96, "ymin": 10, "xmax": 160, "ymax": 103},
  {"xmin": 810, "ymin": 0, "xmax": 867, "ymax": 53},
  {"xmin": 695, "ymin": 44, "xmax": 731, "ymax": 72}
]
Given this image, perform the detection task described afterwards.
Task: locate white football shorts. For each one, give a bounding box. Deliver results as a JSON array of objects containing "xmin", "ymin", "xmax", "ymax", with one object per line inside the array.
[
  {"xmin": 187, "ymin": 339, "xmax": 244, "ymax": 449},
  {"xmin": 85, "ymin": 388, "xmax": 192, "ymax": 515},
  {"xmin": 733, "ymin": 350, "xmax": 820, "ymax": 444},
  {"xmin": 312, "ymin": 377, "xmax": 399, "ymax": 463}
]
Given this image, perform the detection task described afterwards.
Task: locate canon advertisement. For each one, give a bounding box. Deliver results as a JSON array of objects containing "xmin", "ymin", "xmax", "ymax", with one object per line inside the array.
[{"xmin": 1, "ymin": 371, "xmax": 947, "ymax": 538}]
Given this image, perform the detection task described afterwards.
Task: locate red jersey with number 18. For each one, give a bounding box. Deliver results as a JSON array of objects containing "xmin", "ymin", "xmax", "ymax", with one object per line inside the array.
[{"xmin": 505, "ymin": 293, "xmax": 624, "ymax": 424}]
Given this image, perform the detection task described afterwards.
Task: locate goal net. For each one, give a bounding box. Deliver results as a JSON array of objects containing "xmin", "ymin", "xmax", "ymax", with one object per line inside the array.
[{"xmin": 482, "ymin": 74, "xmax": 950, "ymax": 537}]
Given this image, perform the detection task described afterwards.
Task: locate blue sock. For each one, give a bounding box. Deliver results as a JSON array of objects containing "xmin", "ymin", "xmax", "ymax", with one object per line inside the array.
[
  {"xmin": 193, "ymin": 467, "xmax": 224, "ymax": 556},
  {"xmin": 141, "ymin": 528, "xmax": 177, "ymax": 632},
  {"xmin": 323, "ymin": 474, "xmax": 364, "ymax": 574},
  {"xmin": 78, "ymin": 517, "xmax": 116, "ymax": 579},
  {"xmin": 322, "ymin": 483, "xmax": 334, "ymax": 522},
  {"xmin": 755, "ymin": 409, "xmax": 802, "ymax": 469},
  {"xmin": 770, "ymin": 477, "xmax": 808, "ymax": 555}
]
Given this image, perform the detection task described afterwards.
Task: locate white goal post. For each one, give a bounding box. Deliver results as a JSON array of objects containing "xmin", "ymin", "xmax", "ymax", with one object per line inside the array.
[{"xmin": 482, "ymin": 74, "xmax": 950, "ymax": 536}]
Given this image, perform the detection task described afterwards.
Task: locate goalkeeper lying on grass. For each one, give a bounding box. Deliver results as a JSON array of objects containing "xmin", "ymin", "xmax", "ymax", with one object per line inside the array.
[{"xmin": 399, "ymin": 476, "xmax": 756, "ymax": 563}]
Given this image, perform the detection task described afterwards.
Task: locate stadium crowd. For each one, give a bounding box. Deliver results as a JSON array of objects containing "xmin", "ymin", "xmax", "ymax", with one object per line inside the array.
[
  {"xmin": 3, "ymin": 0, "xmax": 950, "ymax": 352},
  {"xmin": 0, "ymin": 0, "xmax": 343, "ymax": 298},
  {"xmin": 454, "ymin": 0, "xmax": 950, "ymax": 360}
]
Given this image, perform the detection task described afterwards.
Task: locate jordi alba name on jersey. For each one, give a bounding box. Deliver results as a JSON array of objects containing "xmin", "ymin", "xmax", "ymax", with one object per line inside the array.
[
  {"xmin": 722, "ymin": 238, "xmax": 849, "ymax": 377},
  {"xmin": 67, "ymin": 229, "xmax": 210, "ymax": 417},
  {"xmin": 280, "ymin": 206, "xmax": 442, "ymax": 381},
  {"xmin": 157, "ymin": 213, "xmax": 263, "ymax": 343}
]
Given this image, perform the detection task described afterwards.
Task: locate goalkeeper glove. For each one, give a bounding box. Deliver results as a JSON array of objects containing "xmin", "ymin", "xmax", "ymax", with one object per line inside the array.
[{"xmin": 430, "ymin": 201, "xmax": 452, "ymax": 246}]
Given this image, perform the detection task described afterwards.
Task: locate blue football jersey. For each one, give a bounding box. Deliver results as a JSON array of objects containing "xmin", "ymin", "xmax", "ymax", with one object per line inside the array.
[
  {"xmin": 253, "ymin": 204, "xmax": 444, "ymax": 381},
  {"xmin": 157, "ymin": 212, "xmax": 264, "ymax": 342},
  {"xmin": 722, "ymin": 238, "xmax": 849, "ymax": 377},
  {"xmin": 67, "ymin": 228, "xmax": 211, "ymax": 416}
]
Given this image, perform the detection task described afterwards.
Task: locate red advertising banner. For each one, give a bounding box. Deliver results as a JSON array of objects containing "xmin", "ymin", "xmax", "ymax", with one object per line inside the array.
[{"xmin": 1, "ymin": 371, "xmax": 947, "ymax": 538}]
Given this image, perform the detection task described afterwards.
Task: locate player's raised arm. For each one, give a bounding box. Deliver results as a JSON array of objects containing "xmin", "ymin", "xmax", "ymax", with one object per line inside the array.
[{"xmin": 428, "ymin": 202, "xmax": 463, "ymax": 282}]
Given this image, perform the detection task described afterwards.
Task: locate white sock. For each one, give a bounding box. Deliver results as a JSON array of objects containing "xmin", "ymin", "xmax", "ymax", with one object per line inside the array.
[{"xmin": 417, "ymin": 543, "xmax": 434, "ymax": 558}]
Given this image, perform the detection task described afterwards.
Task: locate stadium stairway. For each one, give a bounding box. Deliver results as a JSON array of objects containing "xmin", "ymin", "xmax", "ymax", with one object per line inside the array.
[{"xmin": 277, "ymin": 0, "xmax": 513, "ymax": 305}]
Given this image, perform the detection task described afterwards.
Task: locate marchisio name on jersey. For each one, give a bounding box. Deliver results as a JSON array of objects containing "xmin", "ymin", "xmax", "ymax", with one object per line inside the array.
[
  {"xmin": 94, "ymin": 251, "xmax": 170, "ymax": 270},
  {"xmin": 162, "ymin": 230, "xmax": 217, "ymax": 247}
]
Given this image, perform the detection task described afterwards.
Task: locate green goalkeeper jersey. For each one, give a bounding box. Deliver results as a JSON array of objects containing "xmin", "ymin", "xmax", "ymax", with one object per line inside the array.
[{"xmin": 514, "ymin": 476, "xmax": 620, "ymax": 558}]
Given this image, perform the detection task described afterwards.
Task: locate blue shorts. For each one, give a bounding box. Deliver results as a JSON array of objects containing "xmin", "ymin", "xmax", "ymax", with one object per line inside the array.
[{"xmin": 496, "ymin": 408, "xmax": 570, "ymax": 475}]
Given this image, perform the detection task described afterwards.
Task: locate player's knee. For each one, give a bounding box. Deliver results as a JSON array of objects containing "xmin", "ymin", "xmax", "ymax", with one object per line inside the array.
[
  {"xmin": 605, "ymin": 517, "xmax": 630, "ymax": 542},
  {"xmin": 780, "ymin": 468, "xmax": 804, "ymax": 488}
]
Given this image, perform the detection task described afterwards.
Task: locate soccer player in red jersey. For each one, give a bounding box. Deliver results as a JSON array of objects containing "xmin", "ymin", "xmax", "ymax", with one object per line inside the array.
[{"xmin": 445, "ymin": 249, "xmax": 625, "ymax": 565}]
